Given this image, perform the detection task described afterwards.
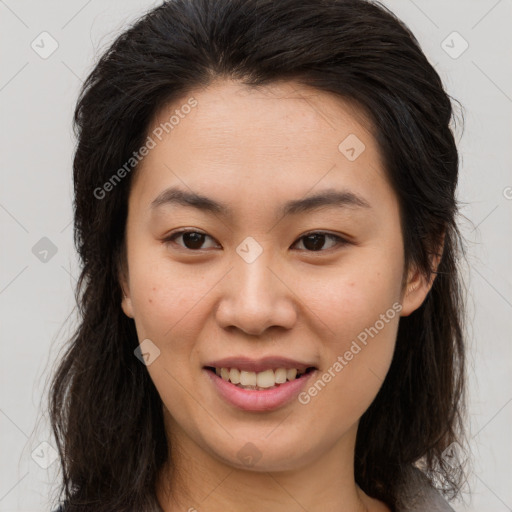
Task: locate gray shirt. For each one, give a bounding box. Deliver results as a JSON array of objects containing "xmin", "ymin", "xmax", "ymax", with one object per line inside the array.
[
  {"xmin": 52, "ymin": 467, "xmax": 456, "ymax": 511},
  {"xmin": 396, "ymin": 466, "xmax": 456, "ymax": 511}
]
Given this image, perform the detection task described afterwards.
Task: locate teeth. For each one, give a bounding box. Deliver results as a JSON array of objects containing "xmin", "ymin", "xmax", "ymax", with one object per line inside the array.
[
  {"xmin": 287, "ymin": 368, "xmax": 297, "ymax": 380},
  {"xmin": 256, "ymin": 369, "xmax": 275, "ymax": 388},
  {"xmin": 229, "ymin": 368, "xmax": 240, "ymax": 384},
  {"xmin": 240, "ymin": 370, "xmax": 257, "ymax": 386},
  {"xmin": 214, "ymin": 367, "xmax": 306, "ymax": 388},
  {"xmin": 274, "ymin": 368, "xmax": 287, "ymax": 384}
]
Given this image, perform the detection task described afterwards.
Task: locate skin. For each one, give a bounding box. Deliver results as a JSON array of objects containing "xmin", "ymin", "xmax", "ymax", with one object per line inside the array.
[{"xmin": 119, "ymin": 79, "xmax": 440, "ymax": 512}]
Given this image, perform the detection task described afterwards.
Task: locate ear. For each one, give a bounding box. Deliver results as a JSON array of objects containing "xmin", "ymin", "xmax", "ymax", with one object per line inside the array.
[
  {"xmin": 118, "ymin": 254, "xmax": 134, "ymax": 319},
  {"xmin": 400, "ymin": 234, "xmax": 444, "ymax": 317},
  {"xmin": 121, "ymin": 287, "xmax": 134, "ymax": 319}
]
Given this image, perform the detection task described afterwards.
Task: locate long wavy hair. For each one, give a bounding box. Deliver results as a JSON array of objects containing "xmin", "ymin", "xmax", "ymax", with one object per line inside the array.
[{"xmin": 49, "ymin": 0, "xmax": 469, "ymax": 510}]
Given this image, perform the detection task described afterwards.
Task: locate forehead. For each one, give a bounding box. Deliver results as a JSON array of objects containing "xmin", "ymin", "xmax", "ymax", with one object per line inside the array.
[
  {"xmin": 129, "ymin": 79, "xmax": 394, "ymax": 217},
  {"xmin": 150, "ymin": 78, "xmax": 377, "ymax": 150}
]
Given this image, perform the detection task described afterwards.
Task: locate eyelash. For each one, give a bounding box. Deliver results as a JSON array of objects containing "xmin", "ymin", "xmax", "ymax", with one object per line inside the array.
[{"xmin": 162, "ymin": 229, "xmax": 350, "ymax": 253}]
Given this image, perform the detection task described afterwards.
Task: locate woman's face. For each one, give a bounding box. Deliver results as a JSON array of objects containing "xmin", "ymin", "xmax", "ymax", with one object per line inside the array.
[{"xmin": 120, "ymin": 79, "xmax": 430, "ymax": 472}]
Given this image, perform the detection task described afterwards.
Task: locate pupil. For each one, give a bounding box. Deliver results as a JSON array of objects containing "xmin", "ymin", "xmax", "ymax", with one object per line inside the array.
[
  {"xmin": 182, "ymin": 233, "xmax": 327, "ymax": 251},
  {"xmin": 184, "ymin": 232, "xmax": 205, "ymax": 249},
  {"xmin": 304, "ymin": 234, "xmax": 325, "ymax": 251}
]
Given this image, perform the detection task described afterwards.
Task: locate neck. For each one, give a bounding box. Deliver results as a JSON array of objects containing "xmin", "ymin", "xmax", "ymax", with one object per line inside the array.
[{"xmin": 156, "ymin": 410, "xmax": 389, "ymax": 512}]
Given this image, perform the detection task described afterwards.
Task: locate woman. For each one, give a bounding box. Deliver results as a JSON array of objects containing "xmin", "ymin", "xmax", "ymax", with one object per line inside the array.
[{"xmin": 49, "ymin": 0, "xmax": 468, "ymax": 510}]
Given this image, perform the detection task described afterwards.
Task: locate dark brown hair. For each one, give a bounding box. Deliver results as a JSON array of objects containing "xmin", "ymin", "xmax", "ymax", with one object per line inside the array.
[{"xmin": 49, "ymin": 0, "xmax": 468, "ymax": 510}]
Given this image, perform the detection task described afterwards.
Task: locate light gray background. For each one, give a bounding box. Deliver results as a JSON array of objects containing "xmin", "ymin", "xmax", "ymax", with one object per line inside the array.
[{"xmin": 1, "ymin": 1, "xmax": 511, "ymax": 511}]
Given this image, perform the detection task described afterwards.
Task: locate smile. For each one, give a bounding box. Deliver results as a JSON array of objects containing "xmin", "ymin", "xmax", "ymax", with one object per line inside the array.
[
  {"xmin": 204, "ymin": 366, "xmax": 318, "ymax": 411},
  {"xmin": 206, "ymin": 366, "xmax": 315, "ymax": 389}
]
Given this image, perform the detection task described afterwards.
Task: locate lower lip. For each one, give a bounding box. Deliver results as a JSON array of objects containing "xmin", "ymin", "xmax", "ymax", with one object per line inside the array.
[{"xmin": 204, "ymin": 368, "xmax": 317, "ymax": 412}]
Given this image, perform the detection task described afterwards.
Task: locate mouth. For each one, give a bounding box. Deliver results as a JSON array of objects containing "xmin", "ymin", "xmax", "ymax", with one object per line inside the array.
[
  {"xmin": 203, "ymin": 364, "xmax": 318, "ymax": 412},
  {"xmin": 203, "ymin": 365, "xmax": 317, "ymax": 390}
]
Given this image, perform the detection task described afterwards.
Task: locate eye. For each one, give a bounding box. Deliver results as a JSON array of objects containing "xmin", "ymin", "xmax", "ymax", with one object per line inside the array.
[
  {"xmin": 163, "ymin": 229, "xmax": 219, "ymax": 250},
  {"xmin": 163, "ymin": 229, "xmax": 349, "ymax": 252},
  {"xmin": 291, "ymin": 231, "xmax": 349, "ymax": 252}
]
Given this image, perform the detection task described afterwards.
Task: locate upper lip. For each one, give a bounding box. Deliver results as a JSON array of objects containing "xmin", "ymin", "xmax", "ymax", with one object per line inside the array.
[{"xmin": 204, "ymin": 356, "xmax": 317, "ymax": 373}]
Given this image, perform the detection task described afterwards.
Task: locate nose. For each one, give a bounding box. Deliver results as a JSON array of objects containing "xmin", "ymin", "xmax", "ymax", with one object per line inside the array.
[{"xmin": 214, "ymin": 247, "xmax": 297, "ymax": 337}]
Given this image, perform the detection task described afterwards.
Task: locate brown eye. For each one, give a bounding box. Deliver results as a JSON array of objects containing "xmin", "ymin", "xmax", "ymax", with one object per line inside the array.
[
  {"xmin": 163, "ymin": 230, "xmax": 219, "ymax": 250},
  {"xmin": 163, "ymin": 229, "xmax": 348, "ymax": 253},
  {"xmin": 292, "ymin": 232, "xmax": 348, "ymax": 252}
]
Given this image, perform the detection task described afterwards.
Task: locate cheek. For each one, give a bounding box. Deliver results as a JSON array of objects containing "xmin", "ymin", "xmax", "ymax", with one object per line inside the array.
[
  {"xmin": 301, "ymin": 281, "xmax": 400, "ymax": 430},
  {"xmin": 302, "ymin": 253, "xmax": 403, "ymax": 346},
  {"xmin": 127, "ymin": 251, "xmax": 195, "ymax": 342},
  {"xmin": 127, "ymin": 253, "xmax": 218, "ymax": 370},
  {"xmin": 303, "ymin": 258, "xmax": 402, "ymax": 418},
  {"xmin": 299, "ymin": 250, "xmax": 402, "ymax": 407}
]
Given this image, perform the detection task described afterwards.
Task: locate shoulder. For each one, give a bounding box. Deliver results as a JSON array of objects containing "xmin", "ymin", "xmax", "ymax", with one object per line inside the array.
[{"xmin": 395, "ymin": 466, "xmax": 456, "ymax": 512}]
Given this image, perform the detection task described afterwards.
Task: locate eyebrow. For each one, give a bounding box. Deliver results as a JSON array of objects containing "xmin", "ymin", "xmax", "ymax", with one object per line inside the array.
[{"xmin": 150, "ymin": 186, "xmax": 371, "ymax": 218}]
